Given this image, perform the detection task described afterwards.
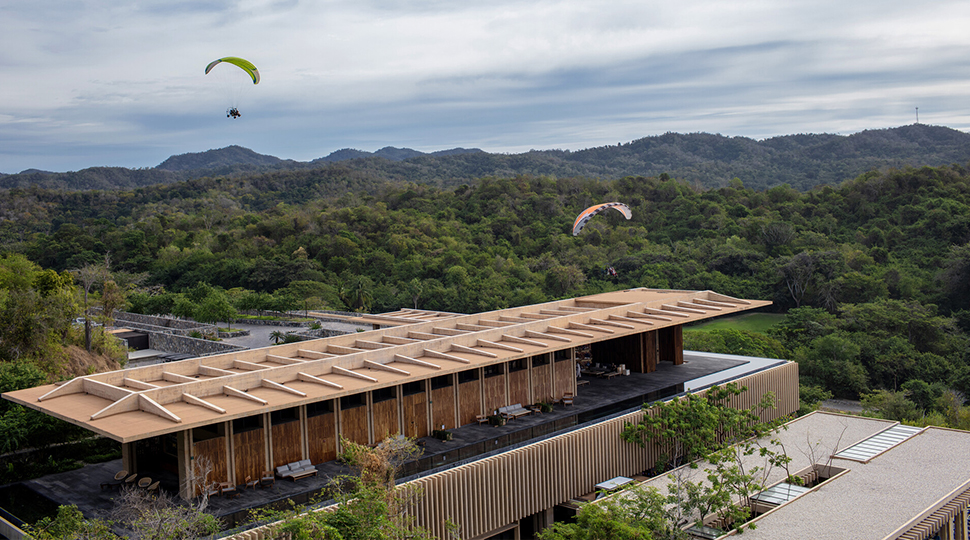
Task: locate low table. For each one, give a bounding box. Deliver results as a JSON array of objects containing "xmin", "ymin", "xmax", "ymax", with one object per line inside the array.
[{"xmin": 594, "ymin": 476, "xmax": 634, "ymax": 492}]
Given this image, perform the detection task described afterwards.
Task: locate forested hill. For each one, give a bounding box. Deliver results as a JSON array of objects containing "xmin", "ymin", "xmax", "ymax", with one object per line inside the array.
[{"xmin": 3, "ymin": 124, "xmax": 968, "ymax": 191}]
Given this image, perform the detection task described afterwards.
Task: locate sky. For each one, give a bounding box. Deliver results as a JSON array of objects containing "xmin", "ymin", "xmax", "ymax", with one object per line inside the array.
[{"xmin": 2, "ymin": 0, "xmax": 970, "ymax": 173}]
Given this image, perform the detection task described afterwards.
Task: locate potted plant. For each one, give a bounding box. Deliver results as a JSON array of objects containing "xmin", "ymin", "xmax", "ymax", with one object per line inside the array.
[
  {"xmin": 432, "ymin": 429, "xmax": 453, "ymax": 441},
  {"xmin": 488, "ymin": 414, "xmax": 506, "ymax": 427}
]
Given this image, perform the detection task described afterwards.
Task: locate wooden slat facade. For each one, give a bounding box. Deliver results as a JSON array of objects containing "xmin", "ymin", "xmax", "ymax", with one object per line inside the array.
[
  {"xmin": 402, "ymin": 391, "xmax": 429, "ymax": 439},
  {"xmin": 482, "ymin": 372, "xmax": 507, "ymax": 414},
  {"xmin": 531, "ymin": 359, "xmax": 552, "ymax": 404},
  {"xmin": 271, "ymin": 420, "xmax": 302, "ymax": 467},
  {"xmin": 341, "ymin": 405, "xmax": 369, "ymax": 445},
  {"xmin": 192, "ymin": 435, "xmax": 228, "ymax": 491},
  {"xmin": 431, "ymin": 384, "xmax": 457, "ymax": 431},
  {"xmin": 372, "ymin": 396, "xmax": 400, "ymax": 440},
  {"xmin": 233, "ymin": 427, "xmax": 265, "ymax": 486},
  {"xmin": 508, "ymin": 368, "xmax": 530, "ymax": 407},
  {"xmin": 306, "ymin": 409, "xmax": 337, "ymax": 464},
  {"xmin": 457, "ymin": 380, "xmax": 482, "ymax": 427}
]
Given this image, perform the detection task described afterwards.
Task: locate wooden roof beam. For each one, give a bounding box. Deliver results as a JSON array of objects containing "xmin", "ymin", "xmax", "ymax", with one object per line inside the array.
[
  {"xmin": 90, "ymin": 393, "xmax": 139, "ymax": 420},
  {"xmin": 626, "ymin": 310, "xmax": 671, "ymax": 322},
  {"xmin": 124, "ymin": 378, "xmax": 159, "ymax": 391},
  {"xmin": 555, "ymin": 306, "xmax": 592, "ymax": 312},
  {"xmin": 38, "ymin": 377, "xmax": 84, "ymax": 402},
  {"xmin": 476, "ymin": 319, "xmax": 515, "ymax": 327},
  {"xmin": 546, "ymin": 326, "xmax": 594, "ymax": 338},
  {"xmin": 692, "ymin": 298, "xmax": 738, "ymax": 309},
  {"xmin": 262, "ymin": 379, "xmax": 307, "ymax": 397},
  {"xmin": 568, "ymin": 321, "xmax": 615, "ymax": 334},
  {"xmin": 266, "ymin": 354, "xmax": 306, "ymax": 365},
  {"xmin": 456, "ymin": 323, "xmax": 490, "ymax": 331},
  {"xmin": 182, "ymin": 393, "xmax": 226, "ymax": 414},
  {"xmin": 539, "ymin": 309, "xmax": 576, "ymax": 316},
  {"xmin": 198, "ymin": 365, "xmax": 236, "ymax": 377},
  {"xmin": 407, "ymin": 331, "xmax": 440, "ymax": 341},
  {"xmin": 327, "ymin": 345, "xmax": 366, "ymax": 355},
  {"xmin": 644, "ymin": 307, "xmax": 689, "ymax": 318},
  {"xmin": 524, "ymin": 330, "xmax": 572, "ymax": 343},
  {"xmin": 662, "ymin": 303, "xmax": 706, "ymax": 315},
  {"xmin": 223, "ymin": 386, "xmax": 268, "ymax": 405},
  {"xmin": 431, "ymin": 327, "xmax": 469, "ymax": 336},
  {"xmin": 451, "ymin": 344, "xmax": 498, "ymax": 358},
  {"xmin": 233, "ymin": 360, "xmax": 268, "ymax": 371},
  {"xmin": 162, "ymin": 372, "xmax": 197, "ymax": 384},
  {"xmin": 139, "ymin": 394, "xmax": 181, "ymax": 423},
  {"xmin": 424, "ymin": 349, "xmax": 471, "ymax": 364},
  {"xmin": 499, "ymin": 316, "xmax": 532, "ymax": 323},
  {"xmin": 355, "ymin": 340, "xmax": 393, "ymax": 350},
  {"xmin": 477, "ymin": 339, "xmax": 524, "ymax": 353},
  {"xmin": 84, "ymin": 378, "xmax": 135, "ymax": 401},
  {"xmin": 392, "ymin": 354, "xmax": 441, "ymax": 370},
  {"xmin": 381, "ymin": 335, "xmax": 421, "ymax": 345},
  {"xmin": 297, "ymin": 349, "xmax": 336, "ymax": 359},
  {"xmin": 588, "ymin": 317, "xmax": 635, "ymax": 330},
  {"xmin": 705, "ymin": 292, "xmax": 751, "ymax": 305},
  {"xmin": 363, "ymin": 360, "xmax": 410, "ymax": 376},
  {"xmin": 609, "ymin": 314, "xmax": 653, "ymax": 326},
  {"xmin": 297, "ymin": 372, "xmax": 343, "ymax": 389},
  {"xmin": 332, "ymin": 366, "xmax": 378, "ymax": 382},
  {"xmin": 518, "ymin": 312, "xmax": 556, "ymax": 320},
  {"xmin": 501, "ymin": 334, "xmax": 548, "ymax": 348},
  {"xmin": 677, "ymin": 301, "xmax": 719, "ymax": 311}
]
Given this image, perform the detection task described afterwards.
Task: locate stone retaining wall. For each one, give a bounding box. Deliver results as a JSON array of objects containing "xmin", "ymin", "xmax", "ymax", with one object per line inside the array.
[{"xmin": 148, "ymin": 332, "xmax": 246, "ymax": 357}]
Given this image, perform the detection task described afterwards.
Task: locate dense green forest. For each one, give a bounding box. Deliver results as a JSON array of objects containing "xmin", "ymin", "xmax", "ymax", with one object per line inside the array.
[{"xmin": 3, "ymin": 159, "xmax": 970, "ymax": 418}]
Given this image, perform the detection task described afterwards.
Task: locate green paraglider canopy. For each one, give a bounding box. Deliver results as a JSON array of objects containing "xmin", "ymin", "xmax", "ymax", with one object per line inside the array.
[{"xmin": 205, "ymin": 57, "xmax": 260, "ymax": 84}]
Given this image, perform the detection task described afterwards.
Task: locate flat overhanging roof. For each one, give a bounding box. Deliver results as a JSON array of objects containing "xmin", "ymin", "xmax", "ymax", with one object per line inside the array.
[{"xmin": 2, "ymin": 288, "xmax": 769, "ymax": 443}]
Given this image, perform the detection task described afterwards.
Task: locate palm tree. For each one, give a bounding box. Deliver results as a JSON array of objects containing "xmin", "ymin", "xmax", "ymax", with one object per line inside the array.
[{"xmin": 269, "ymin": 330, "xmax": 285, "ymax": 344}]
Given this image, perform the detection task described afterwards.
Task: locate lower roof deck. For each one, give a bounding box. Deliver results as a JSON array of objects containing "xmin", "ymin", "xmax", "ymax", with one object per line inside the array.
[{"xmin": 22, "ymin": 352, "xmax": 786, "ymax": 531}]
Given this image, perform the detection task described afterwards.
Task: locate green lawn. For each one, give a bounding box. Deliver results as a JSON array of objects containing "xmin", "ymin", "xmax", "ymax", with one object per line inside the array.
[{"xmin": 686, "ymin": 312, "xmax": 785, "ymax": 334}]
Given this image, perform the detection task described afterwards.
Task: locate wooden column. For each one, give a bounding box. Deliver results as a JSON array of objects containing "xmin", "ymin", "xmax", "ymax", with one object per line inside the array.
[
  {"xmin": 643, "ymin": 330, "xmax": 657, "ymax": 373},
  {"xmin": 177, "ymin": 431, "xmax": 191, "ymax": 500}
]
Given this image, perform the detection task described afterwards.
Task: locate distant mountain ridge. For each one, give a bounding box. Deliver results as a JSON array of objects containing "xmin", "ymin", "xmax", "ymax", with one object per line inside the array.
[{"xmin": 3, "ymin": 125, "xmax": 968, "ymax": 192}]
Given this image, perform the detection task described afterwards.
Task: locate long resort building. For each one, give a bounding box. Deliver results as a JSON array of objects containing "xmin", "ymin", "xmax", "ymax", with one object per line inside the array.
[{"xmin": 3, "ymin": 288, "xmax": 800, "ymax": 539}]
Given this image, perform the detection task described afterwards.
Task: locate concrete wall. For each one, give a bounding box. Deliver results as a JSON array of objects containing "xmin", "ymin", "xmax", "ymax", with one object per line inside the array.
[{"xmin": 148, "ymin": 332, "xmax": 246, "ymax": 357}]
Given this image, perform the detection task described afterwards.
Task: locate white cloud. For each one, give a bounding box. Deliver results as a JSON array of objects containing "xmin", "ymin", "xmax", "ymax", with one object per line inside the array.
[{"xmin": 1, "ymin": 0, "xmax": 969, "ymax": 171}]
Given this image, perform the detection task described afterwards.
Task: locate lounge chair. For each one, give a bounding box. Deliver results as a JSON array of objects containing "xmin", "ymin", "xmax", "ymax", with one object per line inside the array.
[
  {"xmin": 260, "ymin": 470, "xmax": 275, "ymax": 488},
  {"xmin": 245, "ymin": 475, "xmax": 258, "ymax": 489},
  {"xmin": 220, "ymin": 481, "xmax": 238, "ymax": 498},
  {"xmin": 100, "ymin": 470, "xmax": 130, "ymax": 491},
  {"xmin": 497, "ymin": 404, "xmax": 532, "ymax": 421},
  {"xmin": 138, "ymin": 477, "xmax": 152, "ymax": 489},
  {"xmin": 276, "ymin": 459, "xmax": 318, "ymax": 481},
  {"xmin": 146, "ymin": 481, "xmax": 160, "ymax": 495},
  {"xmin": 561, "ymin": 393, "xmax": 574, "ymax": 406},
  {"xmin": 475, "ymin": 414, "xmax": 489, "ymax": 425}
]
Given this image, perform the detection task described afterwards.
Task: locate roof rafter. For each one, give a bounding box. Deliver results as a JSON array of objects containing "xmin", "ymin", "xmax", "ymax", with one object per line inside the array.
[
  {"xmin": 392, "ymin": 354, "xmax": 441, "ymax": 370},
  {"xmin": 223, "ymin": 385, "xmax": 268, "ymax": 405},
  {"xmin": 297, "ymin": 372, "xmax": 343, "ymax": 389},
  {"xmin": 262, "ymin": 379, "xmax": 307, "ymax": 397},
  {"xmin": 424, "ymin": 349, "xmax": 471, "ymax": 364},
  {"xmin": 477, "ymin": 339, "xmax": 524, "ymax": 353},
  {"xmin": 332, "ymin": 366, "xmax": 378, "ymax": 382},
  {"xmin": 451, "ymin": 344, "xmax": 498, "ymax": 358},
  {"xmin": 182, "ymin": 393, "xmax": 226, "ymax": 414},
  {"xmin": 524, "ymin": 330, "xmax": 571, "ymax": 343},
  {"xmin": 364, "ymin": 360, "xmax": 410, "ymax": 376}
]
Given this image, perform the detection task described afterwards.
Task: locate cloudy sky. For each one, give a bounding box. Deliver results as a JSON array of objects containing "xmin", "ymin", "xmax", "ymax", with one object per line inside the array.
[{"xmin": 2, "ymin": 0, "xmax": 969, "ymax": 173}]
